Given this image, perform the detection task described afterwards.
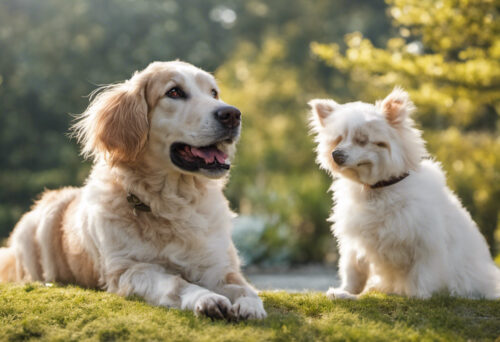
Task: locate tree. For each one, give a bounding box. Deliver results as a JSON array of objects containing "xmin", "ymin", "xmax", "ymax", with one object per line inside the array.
[
  {"xmin": 311, "ymin": 0, "xmax": 500, "ymax": 255},
  {"xmin": 0, "ymin": 0, "xmax": 392, "ymax": 265},
  {"xmin": 217, "ymin": 0, "xmax": 391, "ymax": 264},
  {"xmin": 0, "ymin": 0, "xmax": 243, "ymax": 238}
]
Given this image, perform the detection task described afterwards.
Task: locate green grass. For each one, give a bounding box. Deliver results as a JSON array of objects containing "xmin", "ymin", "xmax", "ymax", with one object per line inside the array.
[{"xmin": 0, "ymin": 283, "xmax": 499, "ymax": 341}]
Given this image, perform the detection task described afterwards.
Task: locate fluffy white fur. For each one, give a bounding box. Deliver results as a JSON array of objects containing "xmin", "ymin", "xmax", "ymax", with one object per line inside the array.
[
  {"xmin": 0, "ymin": 61, "xmax": 266, "ymax": 320},
  {"xmin": 309, "ymin": 88, "xmax": 500, "ymax": 299}
]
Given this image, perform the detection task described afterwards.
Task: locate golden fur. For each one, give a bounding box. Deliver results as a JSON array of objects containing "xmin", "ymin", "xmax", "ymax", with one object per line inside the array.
[{"xmin": 0, "ymin": 61, "xmax": 266, "ymax": 320}]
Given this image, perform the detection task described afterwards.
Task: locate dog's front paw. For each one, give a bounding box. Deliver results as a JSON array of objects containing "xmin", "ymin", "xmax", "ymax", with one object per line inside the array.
[
  {"xmin": 194, "ymin": 292, "xmax": 233, "ymax": 320},
  {"xmin": 326, "ymin": 287, "xmax": 358, "ymax": 300},
  {"xmin": 232, "ymin": 296, "xmax": 267, "ymax": 320}
]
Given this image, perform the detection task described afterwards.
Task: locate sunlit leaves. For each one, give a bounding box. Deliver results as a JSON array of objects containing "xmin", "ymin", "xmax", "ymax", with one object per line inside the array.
[{"xmin": 312, "ymin": 0, "xmax": 500, "ymax": 254}]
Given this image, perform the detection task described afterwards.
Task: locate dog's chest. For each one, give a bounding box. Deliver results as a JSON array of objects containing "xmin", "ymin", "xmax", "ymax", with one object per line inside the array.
[
  {"xmin": 337, "ymin": 198, "xmax": 417, "ymax": 270},
  {"xmin": 127, "ymin": 205, "xmax": 232, "ymax": 277}
]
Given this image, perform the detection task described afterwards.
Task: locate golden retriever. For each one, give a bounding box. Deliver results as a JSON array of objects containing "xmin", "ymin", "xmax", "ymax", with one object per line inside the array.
[{"xmin": 0, "ymin": 61, "xmax": 267, "ymax": 320}]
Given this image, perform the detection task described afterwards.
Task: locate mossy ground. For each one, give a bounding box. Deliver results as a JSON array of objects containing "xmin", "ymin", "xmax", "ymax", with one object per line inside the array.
[{"xmin": 0, "ymin": 283, "xmax": 499, "ymax": 342}]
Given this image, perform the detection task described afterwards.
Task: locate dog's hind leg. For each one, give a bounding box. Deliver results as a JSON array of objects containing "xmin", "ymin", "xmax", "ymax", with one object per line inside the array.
[
  {"xmin": 0, "ymin": 247, "xmax": 17, "ymax": 282},
  {"xmin": 6, "ymin": 210, "xmax": 44, "ymax": 282},
  {"xmin": 0, "ymin": 210, "xmax": 41, "ymax": 282}
]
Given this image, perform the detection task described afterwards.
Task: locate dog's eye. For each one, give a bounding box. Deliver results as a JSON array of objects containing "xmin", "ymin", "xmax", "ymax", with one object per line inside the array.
[
  {"xmin": 355, "ymin": 137, "xmax": 368, "ymax": 146},
  {"xmin": 211, "ymin": 89, "xmax": 218, "ymax": 99},
  {"xmin": 375, "ymin": 142, "xmax": 388, "ymax": 148},
  {"xmin": 166, "ymin": 87, "xmax": 186, "ymax": 99}
]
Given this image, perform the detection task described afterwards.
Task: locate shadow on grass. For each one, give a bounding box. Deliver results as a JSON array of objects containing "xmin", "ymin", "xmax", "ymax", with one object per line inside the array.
[{"xmin": 261, "ymin": 291, "xmax": 500, "ymax": 340}]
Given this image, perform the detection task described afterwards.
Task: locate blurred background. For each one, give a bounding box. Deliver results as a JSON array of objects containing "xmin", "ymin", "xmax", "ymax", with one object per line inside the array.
[{"xmin": 0, "ymin": 0, "xmax": 499, "ymax": 288}]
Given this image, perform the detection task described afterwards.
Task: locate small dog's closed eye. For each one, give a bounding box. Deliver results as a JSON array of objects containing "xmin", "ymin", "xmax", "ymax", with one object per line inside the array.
[{"xmin": 309, "ymin": 88, "xmax": 500, "ymax": 299}]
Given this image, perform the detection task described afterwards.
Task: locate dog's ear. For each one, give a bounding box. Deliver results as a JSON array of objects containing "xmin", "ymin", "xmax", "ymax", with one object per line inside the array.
[
  {"xmin": 72, "ymin": 79, "xmax": 149, "ymax": 164},
  {"xmin": 380, "ymin": 87, "xmax": 415, "ymax": 126},
  {"xmin": 308, "ymin": 99, "xmax": 338, "ymax": 128}
]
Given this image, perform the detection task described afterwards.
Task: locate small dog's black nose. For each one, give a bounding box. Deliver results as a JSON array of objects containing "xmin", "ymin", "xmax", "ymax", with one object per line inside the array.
[
  {"xmin": 214, "ymin": 106, "xmax": 241, "ymax": 129},
  {"xmin": 332, "ymin": 149, "xmax": 347, "ymax": 165}
]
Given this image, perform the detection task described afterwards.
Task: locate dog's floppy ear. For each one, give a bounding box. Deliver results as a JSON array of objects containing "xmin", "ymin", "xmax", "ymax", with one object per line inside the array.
[
  {"xmin": 308, "ymin": 99, "xmax": 338, "ymax": 128},
  {"xmin": 72, "ymin": 79, "xmax": 149, "ymax": 164},
  {"xmin": 380, "ymin": 87, "xmax": 415, "ymax": 126}
]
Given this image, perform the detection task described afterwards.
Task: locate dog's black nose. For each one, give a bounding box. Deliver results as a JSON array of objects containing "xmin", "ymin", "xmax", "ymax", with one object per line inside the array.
[
  {"xmin": 214, "ymin": 106, "xmax": 241, "ymax": 129},
  {"xmin": 332, "ymin": 149, "xmax": 347, "ymax": 165}
]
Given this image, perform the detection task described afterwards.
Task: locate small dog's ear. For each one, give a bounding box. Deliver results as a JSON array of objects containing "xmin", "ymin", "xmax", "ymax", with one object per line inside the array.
[
  {"xmin": 72, "ymin": 79, "xmax": 149, "ymax": 164},
  {"xmin": 308, "ymin": 99, "xmax": 338, "ymax": 128},
  {"xmin": 380, "ymin": 87, "xmax": 415, "ymax": 126}
]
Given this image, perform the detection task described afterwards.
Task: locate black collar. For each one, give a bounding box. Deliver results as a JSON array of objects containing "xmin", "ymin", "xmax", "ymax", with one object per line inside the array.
[
  {"xmin": 127, "ymin": 193, "xmax": 151, "ymax": 212},
  {"xmin": 370, "ymin": 172, "xmax": 410, "ymax": 189}
]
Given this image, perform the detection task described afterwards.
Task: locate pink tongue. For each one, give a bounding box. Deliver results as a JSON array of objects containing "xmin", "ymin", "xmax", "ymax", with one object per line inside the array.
[{"xmin": 190, "ymin": 146, "xmax": 228, "ymax": 164}]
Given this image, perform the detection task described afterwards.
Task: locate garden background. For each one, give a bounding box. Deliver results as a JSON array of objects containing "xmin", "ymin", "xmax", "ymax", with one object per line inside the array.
[{"xmin": 1, "ymin": 0, "xmax": 499, "ymax": 268}]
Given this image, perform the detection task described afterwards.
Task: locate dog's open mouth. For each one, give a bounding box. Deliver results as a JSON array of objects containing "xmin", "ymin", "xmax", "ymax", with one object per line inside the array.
[{"xmin": 170, "ymin": 142, "xmax": 230, "ymax": 173}]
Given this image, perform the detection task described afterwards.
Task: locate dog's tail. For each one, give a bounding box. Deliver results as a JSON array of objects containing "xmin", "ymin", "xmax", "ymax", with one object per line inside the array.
[{"xmin": 0, "ymin": 247, "xmax": 17, "ymax": 282}]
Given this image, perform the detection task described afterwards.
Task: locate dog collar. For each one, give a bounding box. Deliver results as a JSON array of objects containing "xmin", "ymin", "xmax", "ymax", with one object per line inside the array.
[
  {"xmin": 127, "ymin": 193, "xmax": 151, "ymax": 212},
  {"xmin": 370, "ymin": 172, "xmax": 410, "ymax": 189}
]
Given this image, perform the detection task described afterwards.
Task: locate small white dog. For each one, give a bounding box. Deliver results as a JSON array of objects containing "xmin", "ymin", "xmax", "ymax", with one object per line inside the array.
[
  {"xmin": 0, "ymin": 61, "xmax": 266, "ymax": 320},
  {"xmin": 309, "ymin": 88, "xmax": 500, "ymax": 299}
]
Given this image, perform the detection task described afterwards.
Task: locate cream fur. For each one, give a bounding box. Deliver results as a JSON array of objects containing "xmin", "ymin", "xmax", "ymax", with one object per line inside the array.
[
  {"xmin": 0, "ymin": 61, "xmax": 266, "ymax": 320},
  {"xmin": 309, "ymin": 88, "xmax": 500, "ymax": 299}
]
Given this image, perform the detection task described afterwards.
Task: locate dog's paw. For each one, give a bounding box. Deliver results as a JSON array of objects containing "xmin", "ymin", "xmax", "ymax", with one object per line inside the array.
[
  {"xmin": 326, "ymin": 287, "xmax": 358, "ymax": 300},
  {"xmin": 194, "ymin": 292, "xmax": 233, "ymax": 320},
  {"xmin": 232, "ymin": 296, "xmax": 267, "ymax": 320}
]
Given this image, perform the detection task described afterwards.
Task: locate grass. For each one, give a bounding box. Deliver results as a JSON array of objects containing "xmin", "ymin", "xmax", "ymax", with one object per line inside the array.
[{"xmin": 0, "ymin": 283, "xmax": 499, "ymax": 341}]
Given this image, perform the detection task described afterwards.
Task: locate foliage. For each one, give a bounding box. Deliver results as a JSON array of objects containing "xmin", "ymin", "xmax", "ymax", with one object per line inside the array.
[
  {"xmin": 0, "ymin": 283, "xmax": 499, "ymax": 341},
  {"xmin": 0, "ymin": 0, "xmax": 391, "ymax": 264},
  {"xmin": 217, "ymin": 0, "xmax": 391, "ymax": 264},
  {"xmin": 0, "ymin": 0, "xmax": 240, "ymax": 238},
  {"xmin": 312, "ymin": 0, "xmax": 500, "ymax": 255},
  {"xmin": 2, "ymin": 0, "xmax": 497, "ymax": 264},
  {"xmin": 218, "ymin": 39, "xmax": 333, "ymax": 264}
]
